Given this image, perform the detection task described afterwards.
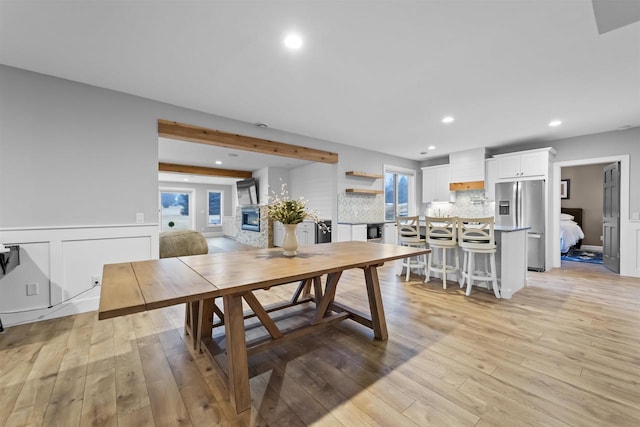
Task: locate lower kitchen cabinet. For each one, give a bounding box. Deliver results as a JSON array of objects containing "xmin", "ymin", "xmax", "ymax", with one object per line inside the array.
[
  {"xmin": 336, "ymin": 224, "xmax": 367, "ymax": 242},
  {"xmin": 383, "ymin": 222, "xmax": 397, "ymax": 245},
  {"xmin": 273, "ymin": 221, "xmax": 315, "ymax": 247},
  {"xmin": 273, "ymin": 222, "xmax": 284, "ymax": 247},
  {"xmin": 296, "ymin": 221, "xmax": 316, "ymax": 246}
]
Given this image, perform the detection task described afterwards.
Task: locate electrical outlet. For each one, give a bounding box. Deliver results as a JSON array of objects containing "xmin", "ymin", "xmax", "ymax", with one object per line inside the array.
[
  {"xmin": 92, "ymin": 275, "xmax": 101, "ymax": 287},
  {"xmin": 26, "ymin": 283, "xmax": 38, "ymax": 296}
]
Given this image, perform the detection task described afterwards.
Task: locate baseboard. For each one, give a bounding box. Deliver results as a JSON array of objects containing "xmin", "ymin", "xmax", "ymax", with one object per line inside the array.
[{"xmin": 581, "ymin": 245, "xmax": 603, "ymax": 252}]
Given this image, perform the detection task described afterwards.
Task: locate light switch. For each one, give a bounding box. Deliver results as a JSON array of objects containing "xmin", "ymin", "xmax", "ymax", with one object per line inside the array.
[
  {"xmin": 26, "ymin": 283, "xmax": 38, "ymax": 296},
  {"xmin": 136, "ymin": 212, "xmax": 144, "ymax": 223}
]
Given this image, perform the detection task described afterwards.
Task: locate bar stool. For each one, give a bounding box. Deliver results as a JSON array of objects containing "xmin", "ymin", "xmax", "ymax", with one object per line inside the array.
[
  {"xmin": 458, "ymin": 217, "xmax": 500, "ymax": 298},
  {"xmin": 396, "ymin": 216, "xmax": 428, "ymax": 281},
  {"xmin": 425, "ymin": 216, "xmax": 459, "ymax": 288}
]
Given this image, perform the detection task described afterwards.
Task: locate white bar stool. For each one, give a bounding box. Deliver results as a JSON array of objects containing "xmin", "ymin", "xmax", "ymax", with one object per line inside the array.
[
  {"xmin": 458, "ymin": 217, "xmax": 500, "ymax": 298},
  {"xmin": 396, "ymin": 216, "xmax": 428, "ymax": 281},
  {"xmin": 425, "ymin": 216, "xmax": 459, "ymax": 288}
]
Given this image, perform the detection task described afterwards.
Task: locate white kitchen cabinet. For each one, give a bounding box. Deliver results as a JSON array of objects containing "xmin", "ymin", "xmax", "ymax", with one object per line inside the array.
[
  {"xmin": 273, "ymin": 221, "xmax": 284, "ymax": 247},
  {"xmin": 336, "ymin": 223, "xmax": 366, "ymax": 242},
  {"xmin": 495, "ymin": 148, "xmax": 554, "ymax": 180},
  {"xmin": 296, "ymin": 221, "xmax": 316, "ymax": 246},
  {"xmin": 422, "ymin": 165, "xmax": 453, "ymax": 203},
  {"xmin": 484, "ymin": 158, "xmax": 497, "ymax": 201},
  {"xmin": 352, "ymin": 224, "xmax": 367, "ymax": 242},
  {"xmin": 383, "ymin": 222, "xmax": 397, "ymax": 245}
]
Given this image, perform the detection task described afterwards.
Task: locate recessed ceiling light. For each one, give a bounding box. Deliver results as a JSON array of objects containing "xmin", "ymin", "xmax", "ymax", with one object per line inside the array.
[
  {"xmin": 284, "ymin": 33, "xmax": 303, "ymax": 49},
  {"xmin": 428, "ymin": 145, "xmax": 436, "ymax": 150},
  {"xmin": 228, "ymin": 153, "xmax": 239, "ymax": 158},
  {"xmin": 183, "ymin": 178, "xmax": 189, "ymax": 182},
  {"xmin": 215, "ymin": 160, "xmax": 222, "ymax": 165},
  {"xmin": 442, "ymin": 116, "xmax": 454, "ymax": 124},
  {"xmin": 255, "ymin": 122, "xmax": 269, "ymax": 128},
  {"xmin": 549, "ymin": 120, "xmax": 562, "ymax": 127},
  {"xmin": 420, "ymin": 151, "xmax": 428, "ymax": 155}
]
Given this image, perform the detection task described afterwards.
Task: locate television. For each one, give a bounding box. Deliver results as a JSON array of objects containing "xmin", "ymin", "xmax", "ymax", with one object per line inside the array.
[{"xmin": 236, "ymin": 178, "xmax": 258, "ymax": 205}]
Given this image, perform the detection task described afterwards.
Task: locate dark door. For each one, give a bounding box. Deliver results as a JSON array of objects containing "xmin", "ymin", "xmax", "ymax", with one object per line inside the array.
[{"xmin": 603, "ymin": 162, "xmax": 620, "ymax": 273}]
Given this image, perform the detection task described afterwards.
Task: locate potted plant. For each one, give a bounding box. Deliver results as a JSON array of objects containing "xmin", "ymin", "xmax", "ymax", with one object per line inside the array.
[{"xmin": 268, "ymin": 183, "xmax": 325, "ymax": 256}]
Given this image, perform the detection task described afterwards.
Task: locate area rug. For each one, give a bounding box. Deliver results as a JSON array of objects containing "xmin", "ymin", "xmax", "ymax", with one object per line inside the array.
[{"xmin": 561, "ymin": 249, "xmax": 603, "ymax": 264}]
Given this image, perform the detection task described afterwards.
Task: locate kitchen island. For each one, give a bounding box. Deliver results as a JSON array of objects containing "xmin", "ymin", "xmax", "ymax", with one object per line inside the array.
[{"xmin": 420, "ymin": 224, "xmax": 530, "ymax": 299}]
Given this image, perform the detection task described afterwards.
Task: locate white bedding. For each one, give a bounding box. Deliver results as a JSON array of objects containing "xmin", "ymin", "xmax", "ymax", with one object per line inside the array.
[{"xmin": 560, "ymin": 219, "xmax": 585, "ymax": 253}]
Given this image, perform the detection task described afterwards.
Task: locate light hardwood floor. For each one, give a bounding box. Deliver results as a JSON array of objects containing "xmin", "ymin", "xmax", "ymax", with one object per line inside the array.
[{"xmin": 1, "ymin": 239, "xmax": 639, "ymax": 426}]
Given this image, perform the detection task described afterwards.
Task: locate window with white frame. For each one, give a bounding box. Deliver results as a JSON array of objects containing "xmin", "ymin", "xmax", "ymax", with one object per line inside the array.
[
  {"xmin": 160, "ymin": 188, "xmax": 195, "ymax": 231},
  {"xmin": 384, "ymin": 166, "xmax": 416, "ymax": 221},
  {"xmin": 207, "ymin": 190, "xmax": 223, "ymax": 226}
]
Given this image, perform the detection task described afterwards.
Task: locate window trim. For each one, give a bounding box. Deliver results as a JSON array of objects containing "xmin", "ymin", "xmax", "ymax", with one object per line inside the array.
[
  {"xmin": 207, "ymin": 190, "xmax": 224, "ymax": 227},
  {"xmin": 383, "ymin": 165, "xmax": 417, "ymax": 219},
  {"xmin": 159, "ymin": 187, "xmax": 196, "ymax": 231}
]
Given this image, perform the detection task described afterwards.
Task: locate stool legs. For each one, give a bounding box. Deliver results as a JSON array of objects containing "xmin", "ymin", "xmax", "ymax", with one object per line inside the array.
[
  {"xmin": 490, "ymin": 253, "xmax": 500, "ymax": 298},
  {"xmin": 426, "ymin": 246, "xmax": 460, "ymax": 288},
  {"xmin": 400, "ymin": 245, "xmax": 427, "ymax": 282},
  {"xmin": 463, "ymin": 250, "xmax": 500, "ymax": 298}
]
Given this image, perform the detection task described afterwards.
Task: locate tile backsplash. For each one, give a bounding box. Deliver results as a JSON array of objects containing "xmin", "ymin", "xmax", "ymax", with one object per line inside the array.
[
  {"xmin": 338, "ymin": 193, "xmax": 385, "ymax": 223},
  {"xmin": 426, "ymin": 190, "xmax": 495, "ymax": 218}
]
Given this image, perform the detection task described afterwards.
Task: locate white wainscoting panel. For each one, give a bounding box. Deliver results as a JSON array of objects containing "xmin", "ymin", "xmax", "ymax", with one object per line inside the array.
[
  {"xmin": 0, "ymin": 224, "xmax": 158, "ymax": 326},
  {"xmin": 0, "ymin": 242, "xmax": 51, "ymax": 312},
  {"xmin": 62, "ymin": 236, "xmax": 151, "ymax": 300}
]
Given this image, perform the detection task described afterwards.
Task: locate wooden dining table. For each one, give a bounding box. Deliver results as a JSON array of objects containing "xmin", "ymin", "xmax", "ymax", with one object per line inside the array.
[{"xmin": 98, "ymin": 241, "xmax": 429, "ymax": 413}]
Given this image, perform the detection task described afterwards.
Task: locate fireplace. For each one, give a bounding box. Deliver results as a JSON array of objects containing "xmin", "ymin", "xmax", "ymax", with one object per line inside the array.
[{"xmin": 241, "ymin": 207, "xmax": 260, "ymax": 232}]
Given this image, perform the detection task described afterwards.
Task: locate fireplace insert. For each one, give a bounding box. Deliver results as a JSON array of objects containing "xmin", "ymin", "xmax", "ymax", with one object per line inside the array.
[{"xmin": 241, "ymin": 207, "xmax": 260, "ymax": 232}]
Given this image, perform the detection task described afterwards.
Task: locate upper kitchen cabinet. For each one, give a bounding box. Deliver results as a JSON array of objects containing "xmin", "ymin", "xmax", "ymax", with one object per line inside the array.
[
  {"xmin": 449, "ymin": 148, "xmax": 486, "ymax": 191},
  {"xmin": 422, "ymin": 165, "xmax": 453, "ymax": 203},
  {"xmin": 494, "ymin": 148, "xmax": 556, "ymax": 181}
]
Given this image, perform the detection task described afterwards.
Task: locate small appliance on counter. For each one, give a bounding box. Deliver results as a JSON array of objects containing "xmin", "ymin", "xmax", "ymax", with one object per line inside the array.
[{"xmin": 366, "ymin": 223, "xmax": 384, "ymax": 242}]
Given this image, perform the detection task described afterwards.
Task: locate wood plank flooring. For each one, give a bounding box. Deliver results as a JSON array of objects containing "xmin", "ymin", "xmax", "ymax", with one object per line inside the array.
[{"xmin": 1, "ymin": 239, "xmax": 639, "ymax": 426}]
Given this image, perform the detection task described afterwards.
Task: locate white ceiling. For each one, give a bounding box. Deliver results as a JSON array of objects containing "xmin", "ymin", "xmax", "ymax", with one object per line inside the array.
[{"xmin": 1, "ymin": 0, "xmax": 639, "ymax": 167}]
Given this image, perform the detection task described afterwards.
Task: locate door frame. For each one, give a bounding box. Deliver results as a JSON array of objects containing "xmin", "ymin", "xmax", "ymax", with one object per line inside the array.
[{"xmin": 552, "ymin": 154, "xmax": 630, "ymax": 274}]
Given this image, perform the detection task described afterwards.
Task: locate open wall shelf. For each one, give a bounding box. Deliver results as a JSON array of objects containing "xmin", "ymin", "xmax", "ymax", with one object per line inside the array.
[
  {"xmin": 345, "ymin": 189, "xmax": 384, "ymax": 195},
  {"xmin": 345, "ymin": 171, "xmax": 384, "ymax": 179}
]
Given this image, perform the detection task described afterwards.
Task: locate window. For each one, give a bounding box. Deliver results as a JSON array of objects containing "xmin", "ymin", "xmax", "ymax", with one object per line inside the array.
[
  {"xmin": 160, "ymin": 189, "xmax": 195, "ymax": 231},
  {"xmin": 207, "ymin": 191, "xmax": 223, "ymax": 226},
  {"xmin": 384, "ymin": 166, "xmax": 415, "ymax": 221}
]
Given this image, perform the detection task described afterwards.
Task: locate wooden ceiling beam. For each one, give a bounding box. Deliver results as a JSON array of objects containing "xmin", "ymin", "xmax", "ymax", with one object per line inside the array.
[
  {"xmin": 159, "ymin": 162, "xmax": 252, "ymax": 179},
  {"xmin": 158, "ymin": 119, "xmax": 339, "ymax": 164}
]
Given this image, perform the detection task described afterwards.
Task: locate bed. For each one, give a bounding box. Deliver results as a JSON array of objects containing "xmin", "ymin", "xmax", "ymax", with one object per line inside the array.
[{"xmin": 560, "ymin": 207, "xmax": 585, "ymax": 254}]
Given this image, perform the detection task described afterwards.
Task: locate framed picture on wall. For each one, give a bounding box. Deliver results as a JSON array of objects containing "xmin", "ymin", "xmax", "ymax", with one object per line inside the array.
[{"xmin": 560, "ymin": 179, "xmax": 571, "ymax": 199}]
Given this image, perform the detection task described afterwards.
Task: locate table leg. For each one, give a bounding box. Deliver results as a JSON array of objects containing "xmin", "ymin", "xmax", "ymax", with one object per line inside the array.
[
  {"xmin": 364, "ymin": 265, "xmax": 388, "ymax": 340},
  {"xmin": 196, "ymin": 298, "xmax": 215, "ymax": 353},
  {"xmin": 223, "ymin": 294, "xmax": 251, "ymax": 413}
]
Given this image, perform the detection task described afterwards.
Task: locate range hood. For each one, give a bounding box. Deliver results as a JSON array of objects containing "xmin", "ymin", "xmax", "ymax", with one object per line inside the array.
[{"xmin": 448, "ymin": 148, "xmax": 486, "ymax": 191}]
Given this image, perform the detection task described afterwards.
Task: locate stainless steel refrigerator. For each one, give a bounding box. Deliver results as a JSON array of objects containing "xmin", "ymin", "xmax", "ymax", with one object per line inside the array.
[{"xmin": 495, "ymin": 180, "xmax": 545, "ymax": 271}]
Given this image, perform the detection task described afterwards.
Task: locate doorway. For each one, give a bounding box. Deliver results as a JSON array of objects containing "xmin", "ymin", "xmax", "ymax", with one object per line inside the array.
[{"xmin": 552, "ymin": 155, "xmax": 629, "ymax": 274}]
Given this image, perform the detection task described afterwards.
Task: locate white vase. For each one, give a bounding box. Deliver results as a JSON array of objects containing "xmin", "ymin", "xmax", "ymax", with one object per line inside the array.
[{"xmin": 282, "ymin": 223, "xmax": 299, "ymax": 256}]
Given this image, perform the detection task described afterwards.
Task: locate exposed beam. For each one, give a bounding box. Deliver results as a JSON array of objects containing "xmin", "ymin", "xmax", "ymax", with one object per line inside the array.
[
  {"xmin": 159, "ymin": 162, "xmax": 252, "ymax": 179},
  {"xmin": 158, "ymin": 119, "xmax": 339, "ymax": 164}
]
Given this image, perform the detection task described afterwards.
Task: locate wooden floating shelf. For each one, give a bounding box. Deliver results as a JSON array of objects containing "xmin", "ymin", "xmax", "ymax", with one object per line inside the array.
[
  {"xmin": 345, "ymin": 189, "xmax": 384, "ymax": 195},
  {"xmin": 449, "ymin": 181, "xmax": 485, "ymax": 191},
  {"xmin": 345, "ymin": 171, "xmax": 384, "ymax": 179}
]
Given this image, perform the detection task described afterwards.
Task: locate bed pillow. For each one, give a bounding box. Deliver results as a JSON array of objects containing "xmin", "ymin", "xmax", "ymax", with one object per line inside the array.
[{"xmin": 560, "ymin": 213, "xmax": 574, "ymax": 221}]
